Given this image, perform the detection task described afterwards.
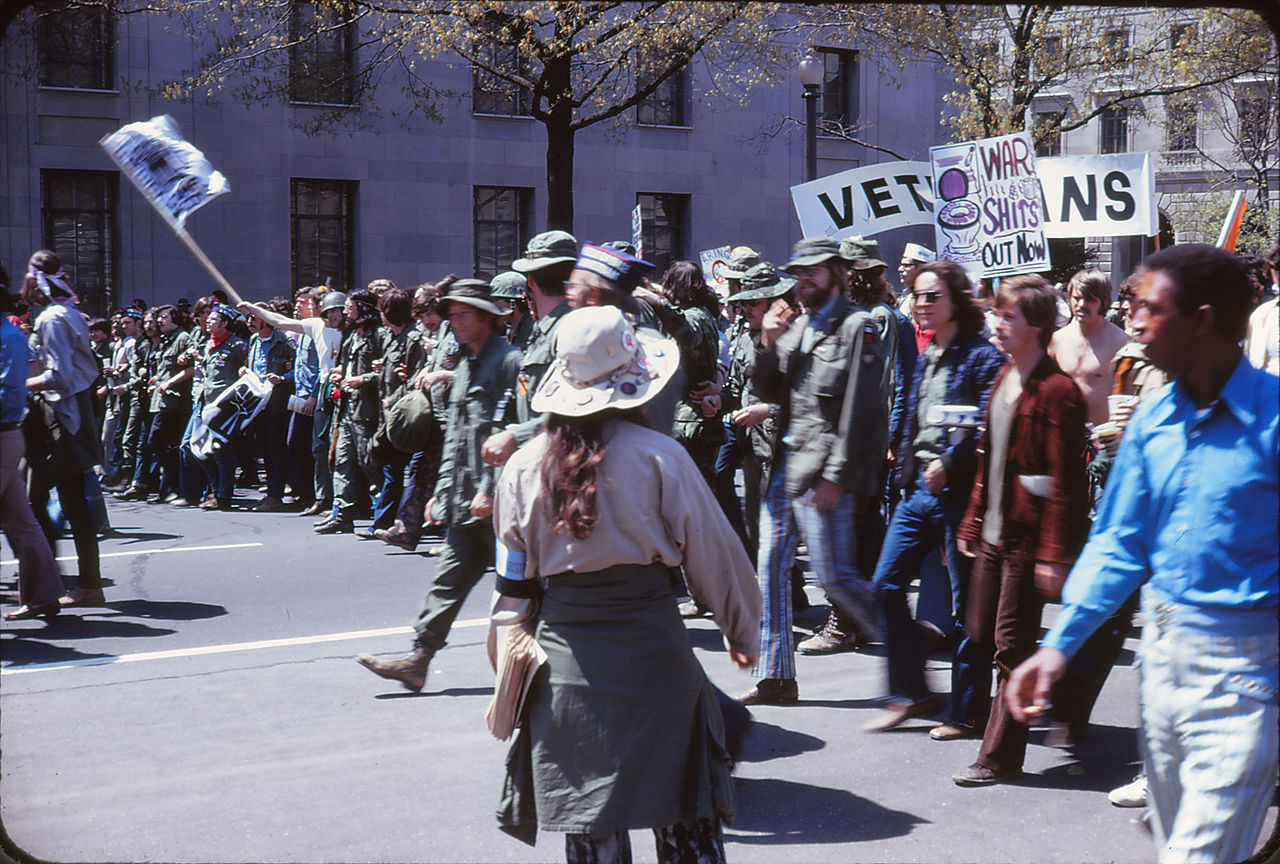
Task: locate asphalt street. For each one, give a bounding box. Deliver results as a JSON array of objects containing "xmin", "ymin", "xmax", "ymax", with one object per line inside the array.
[{"xmin": 1, "ymin": 491, "xmax": 1274, "ymax": 863}]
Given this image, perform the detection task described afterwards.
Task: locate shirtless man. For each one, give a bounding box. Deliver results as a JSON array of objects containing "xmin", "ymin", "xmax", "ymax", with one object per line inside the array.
[{"xmin": 1048, "ymin": 269, "xmax": 1130, "ymax": 425}]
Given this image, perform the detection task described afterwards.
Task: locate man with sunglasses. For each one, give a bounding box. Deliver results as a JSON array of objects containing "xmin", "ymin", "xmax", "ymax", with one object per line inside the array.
[{"xmin": 866, "ymin": 260, "xmax": 1005, "ymax": 739}]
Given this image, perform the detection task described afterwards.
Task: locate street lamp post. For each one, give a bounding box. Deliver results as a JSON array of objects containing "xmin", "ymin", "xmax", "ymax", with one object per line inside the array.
[{"xmin": 799, "ymin": 53, "xmax": 824, "ymax": 182}]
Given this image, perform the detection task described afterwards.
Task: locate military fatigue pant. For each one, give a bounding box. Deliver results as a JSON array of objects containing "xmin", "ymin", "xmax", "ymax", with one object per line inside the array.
[
  {"xmin": 411, "ymin": 520, "xmax": 493, "ymax": 652},
  {"xmin": 332, "ymin": 415, "xmax": 378, "ymax": 517}
]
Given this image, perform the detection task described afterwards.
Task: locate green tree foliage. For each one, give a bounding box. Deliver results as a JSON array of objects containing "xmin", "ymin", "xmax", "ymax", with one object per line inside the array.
[{"xmin": 132, "ymin": 0, "xmax": 790, "ymax": 232}]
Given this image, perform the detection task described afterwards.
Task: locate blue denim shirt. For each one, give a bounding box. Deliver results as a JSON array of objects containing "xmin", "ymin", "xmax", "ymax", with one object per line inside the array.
[
  {"xmin": 1, "ymin": 318, "xmax": 30, "ymax": 424},
  {"xmin": 292, "ymin": 332, "xmax": 319, "ymax": 400},
  {"xmin": 1046, "ymin": 357, "xmax": 1280, "ymax": 658}
]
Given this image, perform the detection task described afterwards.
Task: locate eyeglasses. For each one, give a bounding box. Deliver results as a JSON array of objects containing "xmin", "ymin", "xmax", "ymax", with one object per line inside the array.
[{"xmin": 913, "ymin": 290, "xmax": 942, "ymax": 304}]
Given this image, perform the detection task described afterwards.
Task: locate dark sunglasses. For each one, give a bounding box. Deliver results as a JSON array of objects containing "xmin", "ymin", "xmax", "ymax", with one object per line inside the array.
[{"xmin": 914, "ymin": 290, "xmax": 942, "ymax": 304}]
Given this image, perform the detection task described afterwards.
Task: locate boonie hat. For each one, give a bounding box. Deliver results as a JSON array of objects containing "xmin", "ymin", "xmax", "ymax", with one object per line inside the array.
[
  {"xmin": 531, "ymin": 306, "xmax": 678, "ymax": 418},
  {"xmin": 726, "ymin": 262, "xmax": 796, "ymax": 303},
  {"xmin": 438, "ymin": 279, "xmax": 510, "ymax": 318},
  {"xmin": 512, "ymin": 230, "xmax": 579, "ymax": 273},
  {"xmin": 720, "ymin": 245, "xmax": 763, "ymax": 280},
  {"xmin": 902, "ymin": 242, "xmax": 936, "ymax": 263},
  {"xmin": 572, "ymin": 244, "xmax": 654, "ymax": 294},
  {"xmin": 489, "ymin": 271, "xmax": 527, "ymax": 300},
  {"xmin": 318, "ymin": 291, "xmax": 347, "ymax": 313},
  {"xmin": 782, "ymin": 237, "xmax": 843, "ymax": 271},
  {"xmin": 600, "ymin": 240, "xmax": 637, "ymax": 256},
  {"xmin": 840, "ymin": 236, "xmax": 888, "ymax": 270}
]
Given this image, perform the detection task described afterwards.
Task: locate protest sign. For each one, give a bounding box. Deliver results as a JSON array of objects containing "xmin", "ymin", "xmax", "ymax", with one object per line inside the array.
[
  {"xmin": 699, "ymin": 246, "xmax": 733, "ymax": 295},
  {"xmin": 1037, "ymin": 153, "xmax": 1156, "ymax": 238},
  {"xmin": 930, "ymin": 131, "xmax": 1049, "ymax": 277},
  {"xmin": 631, "ymin": 204, "xmax": 644, "ymax": 261},
  {"xmin": 101, "ymin": 114, "xmax": 241, "ymax": 303},
  {"xmin": 791, "ymin": 162, "xmax": 935, "ymax": 239}
]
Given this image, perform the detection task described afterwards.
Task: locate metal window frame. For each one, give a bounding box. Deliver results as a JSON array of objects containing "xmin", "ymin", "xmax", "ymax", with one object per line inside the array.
[
  {"xmin": 472, "ymin": 185, "xmax": 533, "ymax": 281},
  {"xmin": 290, "ymin": 178, "xmax": 356, "ymax": 293},
  {"xmin": 40, "ymin": 169, "xmax": 118, "ymax": 314}
]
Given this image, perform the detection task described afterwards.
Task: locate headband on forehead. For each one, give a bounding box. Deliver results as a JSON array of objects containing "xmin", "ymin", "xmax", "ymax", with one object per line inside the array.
[
  {"xmin": 28, "ymin": 264, "xmax": 74, "ymax": 301},
  {"xmin": 574, "ymin": 244, "xmax": 654, "ymax": 294},
  {"xmin": 212, "ymin": 302, "xmax": 243, "ymax": 323}
]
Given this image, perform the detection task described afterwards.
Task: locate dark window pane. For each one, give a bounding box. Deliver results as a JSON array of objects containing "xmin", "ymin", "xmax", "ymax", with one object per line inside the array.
[
  {"xmin": 1034, "ymin": 111, "xmax": 1063, "ymax": 157},
  {"xmin": 637, "ymin": 69, "xmax": 688, "ymax": 127},
  {"xmin": 289, "ymin": 1, "xmax": 356, "ymax": 105},
  {"xmin": 636, "ymin": 192, "xmax": 688, "ymax": 277},
  {"xmin": 818, "ymin": 49, "xmax": 858, "ymax": 129},
  {"xmin": 473, "ymin": 186, "xmax": 531, "ymax": 281},
  {"xmin": 1100, "ymin": 106, "xmax": 1127, "ymax": 154},
  {"xmin": 36, "ymin": 3, "xmax": 113, "ymax": 89},
  {"xmin": 41, "ymin": 170, "xmax": 116, "ymax": 314},
  {"xmin": 473, "ymin": 31, "xmax": 531, "ymax": 117},
  {"xmin": 292, "ymin": 179, "xmax": 355, "ymax": 292}
]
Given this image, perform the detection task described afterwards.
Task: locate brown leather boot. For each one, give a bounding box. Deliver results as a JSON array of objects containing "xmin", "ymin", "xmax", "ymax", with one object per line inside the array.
[{"xmin": 356, "ymin": 643, "xmax": 433, "ymax": 692}]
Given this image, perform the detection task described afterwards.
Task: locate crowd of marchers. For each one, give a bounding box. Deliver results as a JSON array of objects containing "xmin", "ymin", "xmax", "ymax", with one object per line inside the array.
[{"xmin": 2, "ymin": 234, "xmax": 1276, "ymax": 864}]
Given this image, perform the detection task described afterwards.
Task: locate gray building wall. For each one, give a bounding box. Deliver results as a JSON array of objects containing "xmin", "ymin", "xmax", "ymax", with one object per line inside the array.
[{"xmin": 1, "ymin": 9, "xmax": 951, "ymax": 309}]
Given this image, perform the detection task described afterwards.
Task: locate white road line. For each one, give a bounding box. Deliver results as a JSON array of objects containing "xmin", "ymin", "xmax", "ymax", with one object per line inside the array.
[
  {"xmin": 1, "ymin": 618, "xmax": 487, "ymax": 675},
  {"xmin": 1, "ymin": 542, "xmax": 265, "ymax": 566}
]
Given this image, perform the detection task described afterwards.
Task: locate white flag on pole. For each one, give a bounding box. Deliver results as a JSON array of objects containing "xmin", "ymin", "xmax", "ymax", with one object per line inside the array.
[{"xmin": 100, "ymin": 114, "xmax": 229, "ymax": 229}]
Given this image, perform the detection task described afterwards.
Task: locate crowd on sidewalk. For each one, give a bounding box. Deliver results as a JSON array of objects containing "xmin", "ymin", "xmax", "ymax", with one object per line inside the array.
[{"xmin": 2, "ymin": 234, "xmax": 1276, "ymax": 864}]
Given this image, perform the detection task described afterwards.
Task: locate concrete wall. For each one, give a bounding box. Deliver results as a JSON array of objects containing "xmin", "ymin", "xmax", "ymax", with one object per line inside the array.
[{"xmin": 1, "ymin": 9, "xmax": 951, "ymax": 309}]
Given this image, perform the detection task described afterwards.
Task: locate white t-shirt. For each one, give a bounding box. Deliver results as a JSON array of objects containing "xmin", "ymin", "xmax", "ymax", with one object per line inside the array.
[{"xmin": 298, "ymin": 318, "xmax": 343, "ymax": 380}]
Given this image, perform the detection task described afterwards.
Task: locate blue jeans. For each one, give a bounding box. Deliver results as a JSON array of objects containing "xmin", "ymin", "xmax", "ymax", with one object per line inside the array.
[
  {"xmin": 1140, "ymin": 588, "xmax": 1278, "ymax": 863},
  {"xmin": 872, "ymin": 480, "xmax": 991, "ymax": 728},
  {"xmin": 753, "ymin": 455, "xmax": 878, "ymax": 680}
]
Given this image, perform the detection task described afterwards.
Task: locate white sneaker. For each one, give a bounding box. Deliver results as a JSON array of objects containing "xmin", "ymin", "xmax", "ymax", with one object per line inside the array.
[{"xmin": 1109, "ymin": 774, "xmax": 1147, "ymax": 807}]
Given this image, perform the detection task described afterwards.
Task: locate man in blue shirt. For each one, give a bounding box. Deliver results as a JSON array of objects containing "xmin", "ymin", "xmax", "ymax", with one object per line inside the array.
[
  {"xmin": 1009, "ymin": 243, "xmax": 1278, "ymax": 864},
  {"xmin": 0, "ymin": 266, "xmax": 65, "ymax": 619}
]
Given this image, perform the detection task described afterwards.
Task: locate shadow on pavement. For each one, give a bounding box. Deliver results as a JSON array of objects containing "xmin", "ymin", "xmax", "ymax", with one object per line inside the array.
[
  {"xmin": 1, "ymin": 614, "xmax": 175, "ymax": 644},
  {"xmin": 726, "ymin": 776, "xmax": 927, "ymax": 844},
  {"xmin": 99, "ymin": 599, "xmax": 228, "ymax": 621},
  {"xmin": 373, "ymin": 686, "xmax": 492, "ymax": 700},
  {"xmin": 1015, "ymin": 723, "xmax": 1141, "ymax": 793},
  {"xmin": 99, "ymin": 527, "xmax": 184, "ymax": 544},
  {"xmin": 737, "ymin": 720, "xmax": 825, "ymax": 763},
  {"xmin": 0, "ymin": 635, "xmax": 116, "ymax": 666}
]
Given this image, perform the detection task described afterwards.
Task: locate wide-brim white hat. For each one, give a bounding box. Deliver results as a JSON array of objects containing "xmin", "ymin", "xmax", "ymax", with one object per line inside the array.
[{"xmin": 530, "ymin": 306, "xmax": 678, "ymax": 417}]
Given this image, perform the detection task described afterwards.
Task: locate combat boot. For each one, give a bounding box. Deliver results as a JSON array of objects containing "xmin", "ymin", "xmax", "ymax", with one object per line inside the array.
[{"xmin": 355, "ymin": 642, "xmax": 433, "ymax": 692}]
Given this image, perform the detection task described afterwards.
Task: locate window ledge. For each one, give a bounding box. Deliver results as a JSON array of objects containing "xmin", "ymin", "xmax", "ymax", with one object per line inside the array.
[
  {"xmin": 472, "ymin": 112, "xmax": 536, "ymax": 120},
  {"xmin": 38, "ymin": 86, "xmax": 119, "ymax": 94},
  {"xmin": 289, "ymin": 100, "xmax": 358, "ymax": 109},
  {"xmin": 635, "ymin": 122, "xmax": 692, "ymax": 131}
]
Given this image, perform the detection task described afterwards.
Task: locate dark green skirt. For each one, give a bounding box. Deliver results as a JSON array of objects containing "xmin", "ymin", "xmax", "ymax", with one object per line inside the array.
[{"xmin": 497, "ymin": 563, "xmax": 735, "ymax": 845}]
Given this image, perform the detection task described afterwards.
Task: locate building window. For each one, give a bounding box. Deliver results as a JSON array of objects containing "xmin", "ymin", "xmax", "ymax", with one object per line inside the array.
[
  {"xmin": 1168, "ymin": 22, "xmax": 1196, "ymax": 51},
  {"xmin": 637, "ymin": 68, "xmax": 690, "ymax": 127},
  {"xmin": 817, "ymin": 48, "xmax": 858, "ymax": 130},
  {"xmin": 41, "ymin": 170, "xmax": 117, "ymax": 314},
  {"xmin": 291, "ymin": 179, "xmax": 355, "ymax": 293},
  {"xmin": 472, "ymin": 37, "xmax": 532, "ymax": 116},
  {"xmin": 1033, "ymin": 110, "xmax": 1064, "ymax": 157},
  {"xmin": 473, "ymin": 186, "xmax": 532, "ymax": 281},
  {"xmin": 1165, "ymin": 97, "xmax": 1197, "ymax": 153},
  {"xmin": 1237, "ymin": 88, "xmax": 1274, "ymax": 153},
  {"xmin": 1037, "ymin": 34, "xmax": 1062, "ymax": 80},
  {"xmin": 289, "ymin": 0, "xmax": 356, "ymax": 106},
  {"xmin": 1099, "ymin": 105, "xmax": 1127, "ymax": 154},
  {"xmin": 636, "ymin": 192, "xmax": 689, "ymax": 276},
  {"xmin": 36, "ymin": 3, "xmax": 113, "ymax": 90},
  {"xmin": 1102, "ymin": 28, "xmax": 1130, "ymax": 64}
]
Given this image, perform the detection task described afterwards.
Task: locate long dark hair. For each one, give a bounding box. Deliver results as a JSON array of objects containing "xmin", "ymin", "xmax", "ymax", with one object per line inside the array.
[
  {"xmin": 911, "ymin": 260, "xmax": 986, "ymax": 339},
  {"xmin": 541, "ymin": 409, "xmax": 648, "ymax": 540},
  {"xmin": 662, "ymin": 260, "xmax": 721, "ymax": 316}
]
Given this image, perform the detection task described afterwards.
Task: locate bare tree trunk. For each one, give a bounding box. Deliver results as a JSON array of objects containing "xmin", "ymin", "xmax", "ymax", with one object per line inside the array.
[{"xmin": 542, "ymin": 48, "xmax": 575, "ymax": 232}]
